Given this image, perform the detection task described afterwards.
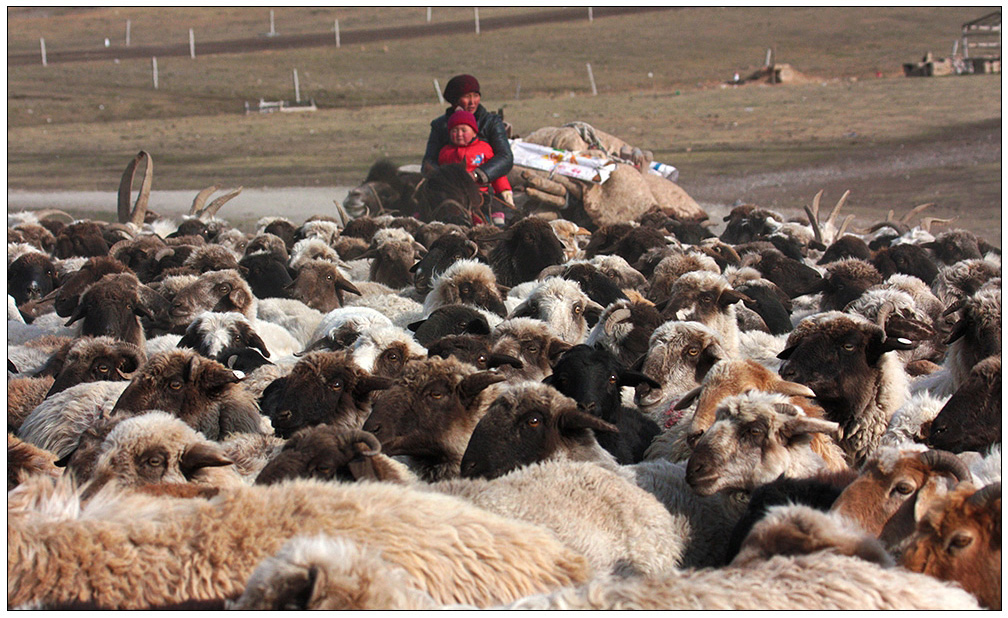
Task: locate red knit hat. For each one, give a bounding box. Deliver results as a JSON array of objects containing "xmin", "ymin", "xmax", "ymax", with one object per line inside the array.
[
  {"xmin": 443, "ymin": 74, "xmax": 480, "ymax": 105},
  {"xmin": 447, "ymin": 109, "xmax": 478, "ymax": 133}
]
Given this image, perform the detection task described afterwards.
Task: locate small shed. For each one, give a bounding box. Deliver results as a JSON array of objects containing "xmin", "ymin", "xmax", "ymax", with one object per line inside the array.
[{"xmin": 961, "ymin": 11, "xmax": 1001, "ymax": 73}]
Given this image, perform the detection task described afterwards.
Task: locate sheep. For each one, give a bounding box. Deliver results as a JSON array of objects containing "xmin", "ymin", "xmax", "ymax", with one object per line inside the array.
[
  {"xmin": 428, "ymin": 460, "xmax": 685, "ymax": 577},
  {"xmin": 408, "ymin": 303, "xmax": 491, "ymax": 346},
  {"xmin": 492, "ymin": 551, "xmax": 980, "ymax": 610},
  {"xmin": 426, "ymin": 333, "xmax": 523, "ymax": 372},
  {"xmin": 778, "ymin": 311, "xmax": 914, "ymax": 465},
  {"xmin": 48, "ymin": 255, "xmax": 129, "ymax": 318},
  {"xmin": 258, "ymin": 350, "xmax": 390, "ymax": 439},
  {"xmin": 283, "ymin": 259, "xmax": 363, "ymax": 314},
  {"xmin": 82, "ymin": 411, "xmax": 242, "ymax": 498},
  {"xmin": 829, "ymin": 445, "xmax": 974, "ymax": 552},
  {"xmin": 228, "ymin": 534, "xmax": 441, "ymax": 610},
  {"xmin": 658, "ymin": 271, "xmax": 752, "ymax": 358},
  {"xmin": 684, "ymin": 391, "xmax": 845, "ymax": 496},
  {"xmin": 8, "ymin": 433, "xmax": 61, "ymax": 490},
  {"xmin": 36, "ymin": 335, "xmax": 145, "ymax": 399},
  {"xmin": 8, "ymin": 251, "xmax": 60, "ymax": 309},
  {"xmin": 340, "ymin": 286, "xmax": 426, "ymax": 330},
  {"xmin": 645, "ymin": 250, "xmax": 721, "ymax": 304},
  {"xmin": 254, "ymin": 297, "xmax": 324, "ymax": 349},
  {"xmin": 288, "ymin": 237, "xmax": 342, "ymax": 270},
  {"xmin": 64, "ymin": 272, "xmax": 170, "ymax": 348},
  {"xmin": 843, "ymin": 286, "xmax": 945, "ymax": 366},
  {"xmin": 163, "ymin": 268, "xmax": 255, "ymax": 332},
  {"xmin": 7, "ymin": 375, "xmax": 55, "ymax": 433},
  {"xmin": 347, "ymin": 324, "xmax": 427, "ymax": 378},
  {"xmin": 931, "ymin": 257, "xmax": 1001, "ymax": 310},
  {"xmin": 421, "ymin": 257, "xmax": 508, "ymax": 319},
  {"xmin": 816, "ymin": 257, "xmax": 884, "ymax": 311},
  {"xmin": 460, "ymin": 381, "xmax": 620, "ymax": 481},
  {"xmin": 489, "ymin": 317, "xmax": 573, "ymax": 381},
  {"xmin": 244, "ymin": 231, "xmax": 289, "ymax": 261},
  {"xmin": 938, "ymin": 284, "xmax": 1001, "ymax": 390},
  {"xmin": 341, "ymin": 158, "xmax": 422, "ymax": 220},
  {"xmin": 730, "ymin": 275, "xmax": 794, "ymax": 335},
  {"xmin": 17, "ymin": 380, "xmax": 128, "ymax": 458},
  {"xmin": 176, "ymin": 311, "xmax": 272, "ymax": 362},
  {"xmin": 408, "ymin": 229, "xmax": 481, "ymax": 294},
  {"xmin": 589, "ymin": 253, "xmax": 649, "ymax": 292},
  {"xmin": 8, "ymin": 477, "xmax": 591, "ymax": 609},
  {"xmin": 924, "ymin": 354, "xmax": 1000, "ymax": 454},
  {"xmin": 741, "ymin": 246, "xmax": 824, "ymax": 299},
  {"xmin": 818, "ymin": 233, "xmax": 873, "ymax": 265},
  {"xmin": 922, "ymin": 228, "xmax": 987, "ymax": 266},
  {"xmin": 110, "ymin": 350, "xmax": 264, "ymax": 441},
  {"xmin": 487, "ymin": 215, "xmax": 566, "ymax": 287},
  {"xmin": 8, "ymin": 221, "xmax": 57, "ymax": 254},
  {"xmin": 590, "ymin": 225, "xmax": 669, "ymax": 267},
  {"xmin": 298, "ymin": 306, "xmax": 393, "ymax": 354},
  {"xmin": 507, "ymin": 276, "xmax": 603, "ymax": 345},
  {"xmin": 900, "ymin": 481, "xmax": 1001, "ymax": 609},
  {"xmin": 543, "ymin": 344, "xmax": 661, "ymax": 464},
  {"xmin": 52, "ymin": 220, "xmax": 109, "ymax": 258},
  {"xmin": 107, "ymin": 234, "xmax": 176, "ymax": 283},
  {"xmin": 548, "ymin": 219, "xmax": 593, "ymax": 261},
  {"xmin": 633, "ymin": 320, "xmax": 727, "ymax": 420},
  {"xmin": 219, "ymin": 431, "xmax": 286, "ymax": 483},
  {"xmin": 254, "ymin": 425, "xmax": 414, "ymax": 486},
  {"xmin": 362, "ymin": 356, "xmax": 505, "ymax": 481},
  {"xmin": 238, "ymin": 251, "xmax": 295, "ymax": 299},
  {"xmin": 583, "ymin": 292, "xmax": 665, "ymax": 368},
  {"xmin": 295, "ymin": 217, "xmax": 343, "ymax": 248},
  {"xmin": 258, "ymin": 217, "xmax": 298, "ymax": 252},
  {"xmin": 539, "ymin": 261, "xmax": 628, "ymax": 309}
]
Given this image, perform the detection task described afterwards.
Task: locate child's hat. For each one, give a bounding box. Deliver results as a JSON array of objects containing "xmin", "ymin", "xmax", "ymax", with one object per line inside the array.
[{"xmin": 447, "ymin": 109, "xmax": 478, "ymax": 133}]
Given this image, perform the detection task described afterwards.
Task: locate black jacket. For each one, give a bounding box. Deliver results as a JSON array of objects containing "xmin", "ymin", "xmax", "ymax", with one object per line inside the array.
[{"xmin": 422, "ymin": 104, "xmax": 513, "ymax": 185}]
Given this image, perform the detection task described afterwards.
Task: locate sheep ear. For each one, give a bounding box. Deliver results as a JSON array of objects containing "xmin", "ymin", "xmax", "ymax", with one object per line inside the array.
[
  {"xmin": 780, "ymin": 414, "xmax": 840, "ymax": 444},
  {"xmin": 354, "ymin": 375, "xmax": 392, "ymax": 397},
  {"xmin": 583, "ymin": 300, "xmax": 605, "ymax": 327},
  {"xmin": 196, "ymin": 358, "xmax": 241, "ymax": 392},
  {"xmin": 496, "ymin": 284, "xmax": 511, "ymax": 297},
  {"xmin": 335, "ymin": 278, "xmax": 361, "ymax": 297},
  {"xmin": 227, "ymin": 285, "xmax": 252, "ymax": 312},
  {"xmin": 487, "ymin": 352, "xmax": 523, "ymax": 370},
  {"xmin": 508, "ymin": 300, "xmax": 534, "ymax": 319},
  {"xmin": 547, "ymin": 339, "xmax": 573, "ymax": 365},
  {"xmin": 867, "ymin": 333, "xmax": 916, "ymax": 365},
  {"xmin": 64, "ymin": 302, "xmax": 87, "ymax": 327},
  {"xmin": 245, "ymin": 331, "xmax": 272, "ymax": 359},
  {"xmin": 557, "ymin": 406, "xmax": 619, "ymax": 437},
  {"xmin": 913, "ymin": 476, "xmax": 949, "ymax": 524},
  {"xmin": 358, "ymin": 247, "xmax": 378, "ymax": 260},
  {"xmin": 717, "ymin": 289, "xmax": 750, "ymax": 308},
  {"xmin": 772, "ymin": 380, "xmax": 817, "ymax": 399},
  {"xmin": 180, "ymin": 442, "xmax": 233, "ymax": 480},
  {"xmin": 176, "ymin": 329, "xmax": 202, "ymax": 352},
  {"xmin": 136, "ymin": 284, "xmax": 171, "ymax": 320},
  {"xmin": 618, "ymin": 368, "xmax": 661, "ymax": 390},
  {"xmin": 406, "ymin": 318, "xmax": 425, "ymax": 332},
  {"xmin": 777, "ymin": 345, "xmax": 797, "ymax": 360},
  {"xmin": 673, "ymin": 385, "xmax": 703, "ymax": 411},
  {"xmin": 464, "ymin": 318, "xmax": 491, "ymax": 336},
  {"xmin": 459, "ymin": 371, "xmax": 507, "ymax": 406}
]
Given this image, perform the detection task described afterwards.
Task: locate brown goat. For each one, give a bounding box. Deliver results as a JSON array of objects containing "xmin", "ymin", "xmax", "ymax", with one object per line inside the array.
[
  {"xmin": 830, "ymin": 446, "xmax": 973, "ymax": 552},
  {"xmin": 900, "ymin": 482, "xmax": 1001, "ymax": 610},
  {"xmin": 111, "ymin": 350, "xmax": 264, "ymax": 441}
]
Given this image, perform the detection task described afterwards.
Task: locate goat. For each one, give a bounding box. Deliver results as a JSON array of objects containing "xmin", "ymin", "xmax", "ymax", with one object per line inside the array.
[
  {"xmin": 778, "ymin": 311, "xmax": 914, "ymax": 465},
  {"xmin": 259, "ymin": 349, "xmax": 390, "ymax": 439},
  {"xmin": 900, "ymin": 481, "xmax": 1001, "ymax": 609},
  {"xmin": 110, "ymin": 350, "xmax": 264, "ymax": 441},
  {"xmin": 684, "ymin": 391, "xmax": 844, "ymax": 496},
  {"xmin": 543, "ymin": 344, "xmax": 661, "ymax": 464},
  {"xmin": 362, "ymin": 356, "xmax": 505, "ymax": 481}
]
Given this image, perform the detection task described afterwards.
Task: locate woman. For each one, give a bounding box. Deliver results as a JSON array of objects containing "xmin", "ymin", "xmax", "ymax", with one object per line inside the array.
[{"xmin": 422, "ymin": 74, "xmax": 513, "ymax": 206}]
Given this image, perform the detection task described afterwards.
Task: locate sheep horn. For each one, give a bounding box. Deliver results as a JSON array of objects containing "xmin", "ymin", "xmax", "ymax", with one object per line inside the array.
[
  {"xmin": 809, "ymin": 190, "xmax": 823, "ymax": 225},
  {"xmin": 967, "ymin": 482, "xmax": 1001, "ymax": 509},
  {"xmin": 349, "ymin": 430, "xmax": 382, "ymax": 457},
  {"xmin": 824, "ymin": 190, "xmax": 849, "ymax": 230},
  {"xmin": 603, "ymin": 307, "xmax": 633, "ymax": 336},
  {"xmin": 874, "ymin": 300, "xmax": 897, "ymax": 333},
  {"xmin": 836, "ymin": 214, "xmax": 856, "ymax": 239},
  {"xmin": 900, "ymin": 202, "xmax": 933, "ymax": 225},
  {"xmin": 190, "ymin": 186, "xmax": 219, "ymax": 217},
  {"xmin": 200, "ymin": 187, "xmax": 243, "ymax": 220},
  {"xmin": 803, "ymin": 204, "xmax": 824, "ymax": 246},
  {"xmin": 117, "ymin": 150, "xmax": 152, "ymax": 227},
  {"xmin": 30, "ymin": 209, "xmax": 76, "ymax": 222},
  {"xmin": 919, "ymin": 216, "xmax": 955, "ymax": 234},
  {"xmin": 919, "ymin": 449, "xmax": 972, "ymax": 483}
]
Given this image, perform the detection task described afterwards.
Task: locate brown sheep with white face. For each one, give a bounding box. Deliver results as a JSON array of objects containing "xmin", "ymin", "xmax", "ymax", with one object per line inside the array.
[
  {"xmin": 111, "ymin": 349, "xmax": 264, "ymax": 441},
  {"xmin": 634, "ymin": 320, "xmax": 727, "ymax": 418}
]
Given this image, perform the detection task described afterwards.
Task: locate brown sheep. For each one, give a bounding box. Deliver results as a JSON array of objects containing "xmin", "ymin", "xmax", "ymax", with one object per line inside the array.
[
  {"xmin": 286, "ymin": 259, "xmax": 362, "ymax": 313},
  {"xmin": 489, "ymin": 317, "xmax": 572, "ymax": 381}
]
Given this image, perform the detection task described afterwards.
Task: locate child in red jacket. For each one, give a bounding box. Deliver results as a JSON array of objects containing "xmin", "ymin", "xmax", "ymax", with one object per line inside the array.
[{"xmin": 438, "ymin": 109, "xmax": 512, "ymax": 226}]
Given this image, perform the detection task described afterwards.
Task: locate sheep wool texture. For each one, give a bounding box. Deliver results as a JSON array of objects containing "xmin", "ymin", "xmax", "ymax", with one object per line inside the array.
[{"xmin": 8, "ymin": 478, "xmax": 590, "ymax": 609}]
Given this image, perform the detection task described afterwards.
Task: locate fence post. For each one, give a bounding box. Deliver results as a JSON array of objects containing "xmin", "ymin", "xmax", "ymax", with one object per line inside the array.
[
  {"xmin": 189, "ymin": 28, "xmax": 195, "ymax": 59},
  {"xmin": 269, "ymin": 10, "xmax": 276, "ymax": 36},
  {"xmin": 474, "ymin": 7, "xmax": 479, "ymax": 34},
  {"xmin": 39, "ymin": 37, "xmax": 47, "ymax": 67},
  {"xmin": 586, "ymin": 63, "xmax": 597, "ymax": 96},
  {"xmin": 433, "ymin": 78, "xmax": 444, "ymax": 105},
  {"xmin": 427, "ymin": 7, "xmax": 431, "ymax": 22},
  {"xmin": 588, "ymin": 7, "xmax": 593, "ymax": 22},
  {"xmin": 293, "ymin": 68, "xmax": 301, "ymax": 103},
  {"xmin": 334, "ymin": 19, "xmax": 340, "ymax": 47},
  {"xmin": 152, "ymin": 57, "xmax": 158, "ymax": 89},
  {"xmin": 125, "ymin": 19, "xmax": 131, "ymax": 46}
]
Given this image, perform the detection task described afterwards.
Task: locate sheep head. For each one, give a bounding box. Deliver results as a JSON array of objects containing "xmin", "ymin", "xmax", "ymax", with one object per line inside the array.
[
  {"xmin": 64, "ymin": 272, "xmax": 170, "ymax": 348},
  {"xmin": 287, "ymin": 259, "xmax": 361, "ymax": 313},
  {"xmin": 255, "ymin": 426, "xmax": 403, "ymax": 486},
  {"xmin": 167, "ymin": 269, "xmax": 255, "ymax": 333}
]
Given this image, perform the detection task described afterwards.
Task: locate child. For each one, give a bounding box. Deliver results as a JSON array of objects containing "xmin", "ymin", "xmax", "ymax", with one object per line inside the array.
[{"xmin": 437, "ymin": 108, "xmax": 512, "ymax": 227}]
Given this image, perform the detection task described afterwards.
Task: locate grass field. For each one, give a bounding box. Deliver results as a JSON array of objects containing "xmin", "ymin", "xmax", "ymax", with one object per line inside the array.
[{"xmin": 6, "ymin": 6, "xmax": 1002, "ymax": 244}]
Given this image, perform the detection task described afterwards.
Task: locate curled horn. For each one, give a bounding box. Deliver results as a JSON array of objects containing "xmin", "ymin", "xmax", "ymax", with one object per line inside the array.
[
  {"xmin": 874, "ymin": 300, "xmax": 897, "ymax": 333},
  {"xmin": 118, "ymin": 150, "xmax": 152, "ymax": 227},
  {"xmin": 348, "ymin": 430, "xmax": 382, "ymax": 457},
  {"xmin": 30, "ymin": 209, "xmax": 76, "ymax": 222},
  {"xmin": 967, "ymin": 482, "xmax": 1001, "ymax": 509},
  {"xmin": 603, "ymin": 307, "xmax": 632, "ymax": 336},
  {"xmin": 200, "ymin": 187, "xmax": 243, "ymax": 220},
  {"xmin": 919, "ymin": 449, "xmax": 972, "ymax": 483},
  {"xmin": 190, "ymin": 186, "xmax": 218, "ymax": 217}
]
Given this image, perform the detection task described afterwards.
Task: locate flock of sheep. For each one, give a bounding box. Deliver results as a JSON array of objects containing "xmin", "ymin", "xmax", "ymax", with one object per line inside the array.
[{"xmin": 6, "ymin": 149, "xmax": 1001, "ymax": 610}]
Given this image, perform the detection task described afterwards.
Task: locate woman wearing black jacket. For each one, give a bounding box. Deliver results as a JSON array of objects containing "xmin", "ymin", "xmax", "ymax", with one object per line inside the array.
[{"xmin": 422, "ymin": 74, "xmax": 513, "ymax": 196}]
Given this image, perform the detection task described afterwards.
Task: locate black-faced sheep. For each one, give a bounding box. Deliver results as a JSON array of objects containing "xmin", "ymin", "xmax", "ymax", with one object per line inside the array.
[
  {"xmin": 426, "ymin": 333, "xmax": 523, "ymax": 372},
  {"xmin": 487, "ymin": 216, "xmax": 566, "ymax": 287},
  {"xmin": 409, "ymin": 229, "xmax": 481, "ymax": 294},
  {"xmin": 259, "ymin": 350, "xmax": 390, "ymax": 439},
  {"xmin": 110, "ymin": 350, "xmax": 264, "ymax": 441},
  {"xmin": 924, "ymin": 354, "xmax": 1001, "ymax": 454},
  {"xmin": 742, "ymin": 247, "xmax": 824, "ymax": 299},
  {"xmin": 238, "ymin": 251, "xmax": 296, "ymax": 299},
  {"xmin": 543, "ymin": 344, "xmax": 660, "ymax": 464},
  {"xmin": 778, "ymin": 311, "xmax": 914, "ymax": 465},
  {"xmin": 408, "ymin": 303, "xmax": 491, "ymax": 346},
  {"xmin": 8, "ymin": 251, "xmax": 60, "ymax": 310},
  {"xmin": 583, "ymin": 292, "xmax": 665, "ymax": 368},
  {"xmin": 362, "ymin": 356, "xmax": 505, "ymax": 481},
  {"xmin": 49, "ymin": 254, "xmax": 129, "ymax": 318}
]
